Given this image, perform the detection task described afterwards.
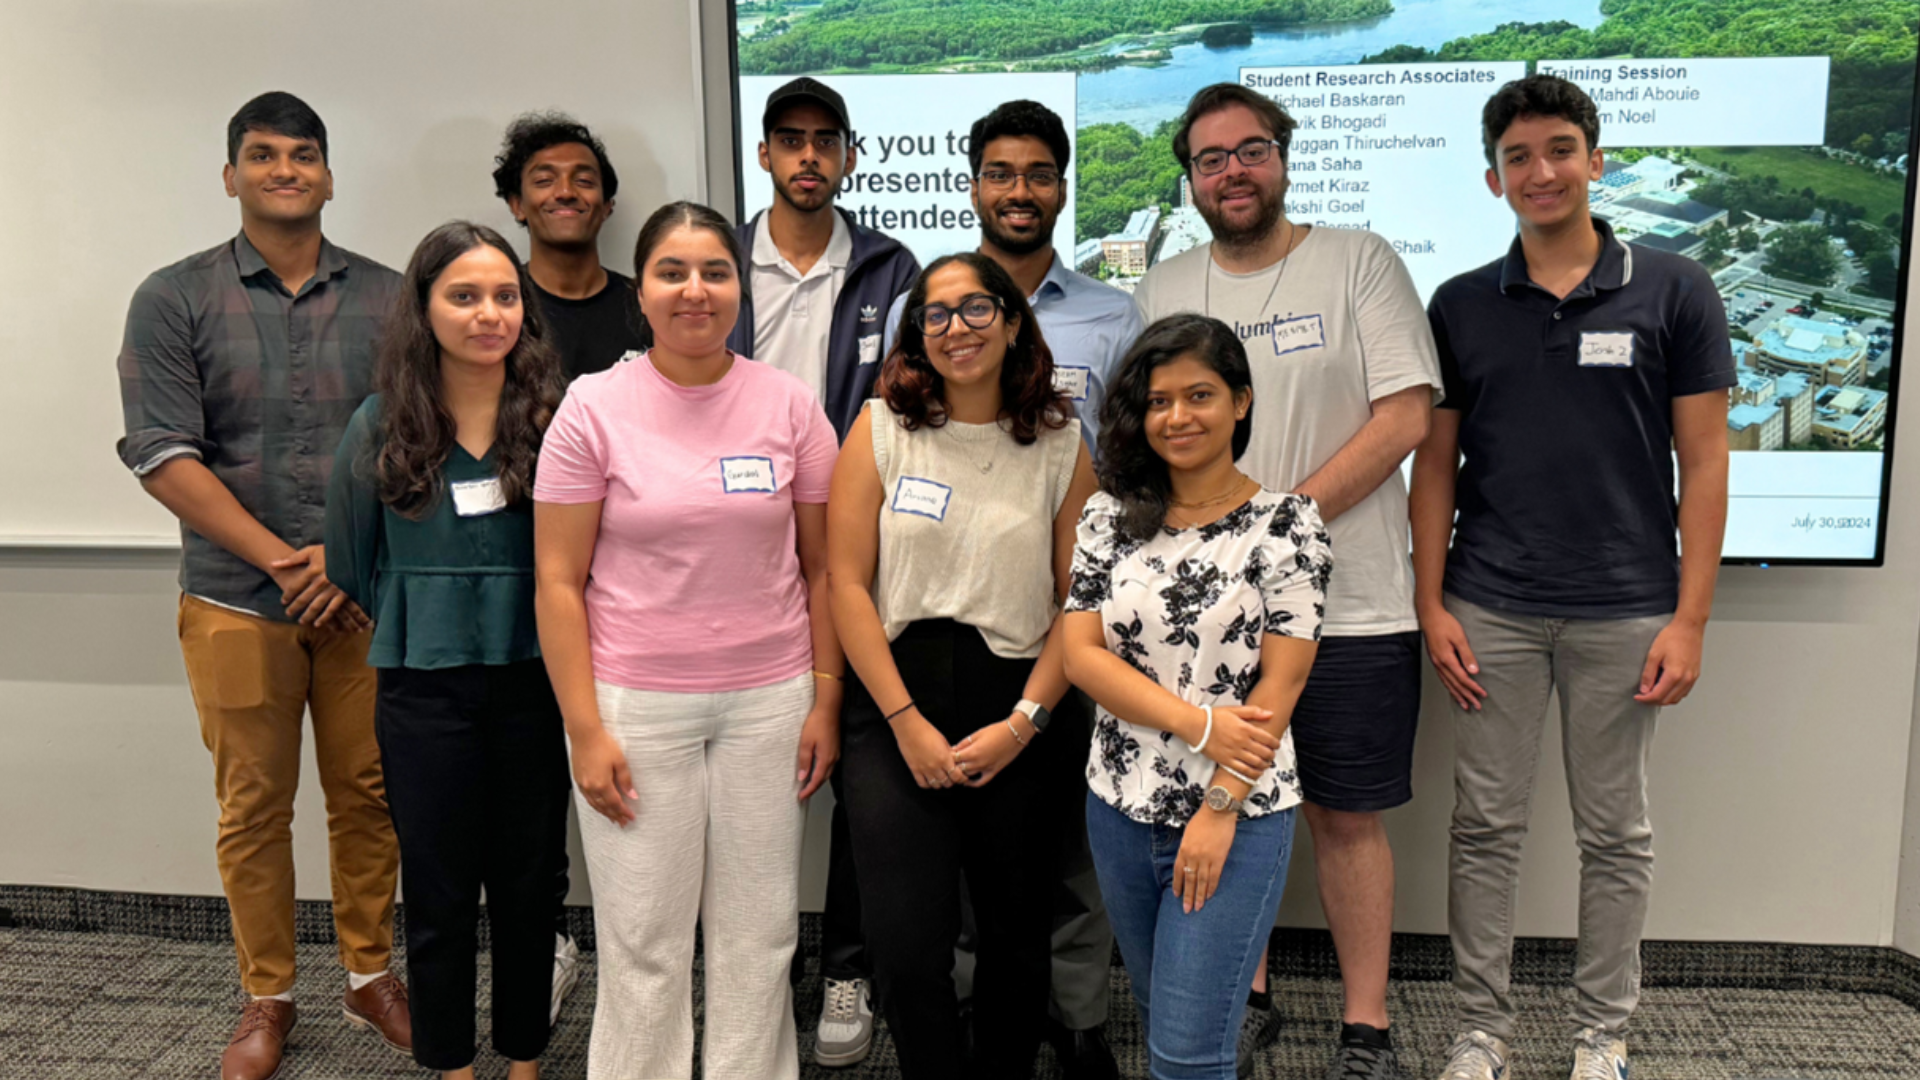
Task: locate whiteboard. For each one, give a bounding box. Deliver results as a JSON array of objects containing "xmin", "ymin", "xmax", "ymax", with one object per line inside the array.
[{"xmin": 0, "ymin": 0, "xmax": 707, "ymax": 546}]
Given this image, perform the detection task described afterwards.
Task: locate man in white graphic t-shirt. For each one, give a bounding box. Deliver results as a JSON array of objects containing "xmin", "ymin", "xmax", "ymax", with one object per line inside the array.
[{"xmin": 1134, "ymin": 82, "xmax": 1441, "ymax": 1080}]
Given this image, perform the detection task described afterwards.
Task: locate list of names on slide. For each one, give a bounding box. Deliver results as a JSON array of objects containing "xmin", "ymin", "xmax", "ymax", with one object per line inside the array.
[
  {"xmin": 1240, "ymin": 62, "xmax": 1526, "ymax": 298},
  {"xmin": 1537, "ymin": 57, "xmax": 1831, "ymax": 148}
]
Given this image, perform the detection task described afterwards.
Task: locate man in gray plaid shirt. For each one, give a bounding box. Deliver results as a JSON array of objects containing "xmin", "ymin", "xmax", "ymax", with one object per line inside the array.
[{"xmin": 115, "ymin": 91, "xmax": 411, "ymax": 1080}]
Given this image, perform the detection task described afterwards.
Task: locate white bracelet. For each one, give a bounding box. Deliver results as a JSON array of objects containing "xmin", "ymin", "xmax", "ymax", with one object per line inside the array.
[
  {"xmin": 1187, "ymin": 704, "xmax": 1214, "ymax": 754},
  {"xmin": 1222, "ymin": 765, "xmax": 1257, "ymax": 785}
]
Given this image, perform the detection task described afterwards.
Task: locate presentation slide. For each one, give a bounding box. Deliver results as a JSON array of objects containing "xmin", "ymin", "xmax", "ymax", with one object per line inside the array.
[{"xmin": 733, "ymin": 0, "xmax": 1919, "ymax": 564}]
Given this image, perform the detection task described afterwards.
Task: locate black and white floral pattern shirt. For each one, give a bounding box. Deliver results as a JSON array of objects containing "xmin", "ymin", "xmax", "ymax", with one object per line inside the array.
[{"xmin": 1066, "ymin": 488, "xmax": 1333, "ymax": 825}]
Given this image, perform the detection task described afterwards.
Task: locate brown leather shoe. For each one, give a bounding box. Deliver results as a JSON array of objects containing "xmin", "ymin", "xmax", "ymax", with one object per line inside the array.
[
  {"xmin": 342, "ymin": 973, "xmax": 412, "ymax": 1054},
  {"xmin": 221, "ymin": 999, "xmax": 296, "ymax": 1080}
]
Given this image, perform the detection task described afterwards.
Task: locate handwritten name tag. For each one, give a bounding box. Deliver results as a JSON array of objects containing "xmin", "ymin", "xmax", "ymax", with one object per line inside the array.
[
  {"xmin": 891, "ymin": 476, "xmax": 953, "ymax": 521},
  {"xmin": 450, "ymin": 478, "xmax": 506, "ymax": 517},
  {"xmin": 1053, "ymin": 365, "xmax": 1091, "ymax": 402},
  {"xmin": 1579, "ymin": 331, "xmax": 1635, "ymax": 368},
  {"xmin": 720, "ymin": 456, "xmax": 777, "ymax": 493},
  {"xmin": 1272, "ymin": 314, "xmax": 1326, "ymax": 356},
  {"xmin": 859, "ymin": 333, "xmax": 882, "ymax": 365}
]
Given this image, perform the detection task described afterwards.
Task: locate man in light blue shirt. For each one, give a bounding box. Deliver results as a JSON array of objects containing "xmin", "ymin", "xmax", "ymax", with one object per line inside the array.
[
  {"xmin": 885, "ymin": 100, "xmax": 1142, "ymax": 461},
  {"xmin": 887, "ymin": 99, "xmax": 1137, "ymax": 1080}
]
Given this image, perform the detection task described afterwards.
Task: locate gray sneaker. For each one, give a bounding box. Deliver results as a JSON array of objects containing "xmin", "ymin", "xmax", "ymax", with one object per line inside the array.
[
  {"xmin": 1236, "ymin": 997, "xmax": 1280, "ymax": 1079},
  {"xmin": 1437, "ymin": 1030, "xmax": 1510, "ymax": 1080},
  {"xmin": 1569, "ymin": 1027, "xmax": 1627, "ymax": 1080},
  {"xmin": 814, "ymin": 977, "xmax": 874, "ymax": 1067},
  {"xmin": 549, "ymin": 934, "xmax": 581, "ymax": 1028},
  {"xmin": 1328, "ymin": 1041, "xmax": 1411, "ymax": 1080}
]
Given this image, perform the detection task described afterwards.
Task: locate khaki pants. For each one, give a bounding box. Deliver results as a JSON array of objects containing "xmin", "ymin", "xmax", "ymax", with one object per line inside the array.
[{"xmin": 177, "ymin": 595, "xmax": 399, "ymax": 996}]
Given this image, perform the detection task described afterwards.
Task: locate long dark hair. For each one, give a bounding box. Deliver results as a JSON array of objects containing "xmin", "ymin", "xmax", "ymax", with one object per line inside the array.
[
  {"xmin": 1097, "ymin": 314, "xmax": 1255, "ymax": 542},
  {"xmin": 373, "ymin": 221, "xmax": 564, "ymax": 519},
  {"xmin": 880, "ymin": 252, "xmax": 1071, "ymax": 445}
]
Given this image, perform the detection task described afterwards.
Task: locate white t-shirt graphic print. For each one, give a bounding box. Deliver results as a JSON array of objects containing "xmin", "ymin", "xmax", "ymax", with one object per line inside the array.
[{"xmin": 1134, "ymin": 226, "xmax": 1442, "ymax": 635}]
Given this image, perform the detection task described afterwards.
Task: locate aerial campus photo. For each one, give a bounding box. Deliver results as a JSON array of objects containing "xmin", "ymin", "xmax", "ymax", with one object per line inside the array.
[{"xmin": 737, "ymin": 0, "xmax": 1917, "ymax": 456}]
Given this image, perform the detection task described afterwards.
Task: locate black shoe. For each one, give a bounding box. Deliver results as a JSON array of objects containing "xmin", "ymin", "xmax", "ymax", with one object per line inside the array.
[
  {"xmin": 1049, "ymin": 1021, "xmax": 1119, "ymax": 1080},
  {"xmin": 1237, "ymin": 998, "xmax": 1280, "ymax": 1079},
  {"xmin": 1325, "ymin": 1041, "xmax": 1410, "ymax": 1080}
]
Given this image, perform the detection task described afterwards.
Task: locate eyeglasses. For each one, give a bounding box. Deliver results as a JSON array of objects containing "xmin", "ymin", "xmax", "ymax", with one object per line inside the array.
[
  {"xmin": 976, "ymin": 168, "xmax": 1061, "ymax": 192},
  {"xmin": 1192, "ymin": 139, "xmax": 1285, "ymax": 176},
  {"xmin": 910, "ymin": 294, "xmax": 1003, "ymax": 336}
]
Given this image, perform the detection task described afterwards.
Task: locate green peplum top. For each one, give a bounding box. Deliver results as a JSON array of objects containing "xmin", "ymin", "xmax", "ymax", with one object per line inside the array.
[{"xmin": 324, "ymin": 395, "xmax": 542, "ymax": 670}]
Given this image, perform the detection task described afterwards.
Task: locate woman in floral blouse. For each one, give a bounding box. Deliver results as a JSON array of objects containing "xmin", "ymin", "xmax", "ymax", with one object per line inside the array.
[{"xmin": 1062, "ymin": 313, "xmax": 1333, "ymax": 1079}]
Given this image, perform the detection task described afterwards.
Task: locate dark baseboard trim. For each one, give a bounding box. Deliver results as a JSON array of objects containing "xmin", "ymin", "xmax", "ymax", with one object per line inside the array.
[{"xmin": 8, "ymin": 883, "xmax": 1918, "ymax": 1011}]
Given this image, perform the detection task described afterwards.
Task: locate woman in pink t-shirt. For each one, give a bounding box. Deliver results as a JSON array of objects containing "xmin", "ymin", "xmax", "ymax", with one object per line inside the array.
[{"xmin": 533, "ymin": 201, "xmax": 842, "ymax": 1080}]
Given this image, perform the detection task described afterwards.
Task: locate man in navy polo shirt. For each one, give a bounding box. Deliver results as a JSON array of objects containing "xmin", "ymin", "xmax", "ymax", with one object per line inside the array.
[{"xmin": 1410, "ymin": 74, "xmax": 1732, "ymax": 1080}]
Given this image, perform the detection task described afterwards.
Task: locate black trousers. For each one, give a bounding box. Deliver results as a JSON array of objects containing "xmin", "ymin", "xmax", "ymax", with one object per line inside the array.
[
  {"xmin": 376, "ymin": 659, "xmax": 571, "ymax": 1070},
  {"xmin": 842, "ymin": 620, "xmax": 1073, "ymax": 1080},
  {"xmin": 820, "ymin": 770, "xmax": 868, "ymax": 981}
]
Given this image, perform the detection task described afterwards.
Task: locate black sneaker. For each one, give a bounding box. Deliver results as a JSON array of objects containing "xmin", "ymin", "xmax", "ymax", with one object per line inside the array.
[
  {"xmin": 1236, "ymin": 998, "xmax": 1280, "ymax": 1078},
  {"xmin": 1326, "ymin": 1041, "xmax": 1411, "ymax": 1080}
]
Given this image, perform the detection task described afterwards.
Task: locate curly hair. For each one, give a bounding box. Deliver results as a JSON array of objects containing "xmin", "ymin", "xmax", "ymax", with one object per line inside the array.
[
  {"xmin": 880, "ymin": 253, "xmax": 1072, "ymax": 446},
  {"xmin": 1097, "ymin": 314, "xmax": 1254, "ymax": 542},
  {"xmin": 1481, "ymin": 73, "xmax": 1600, "ymax": 166},
  {"xmin": 491, "ymin": 112, "xmax": 620, "ymax": 205},
  {"xmin": 372, "ymin": 221, "xmax": 565, "ymax": 519}
]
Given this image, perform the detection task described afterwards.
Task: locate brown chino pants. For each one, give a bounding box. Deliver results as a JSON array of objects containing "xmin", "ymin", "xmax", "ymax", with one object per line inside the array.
[{"xmin": 177, "ymin": 595, "xmax": 399, "ymax": 996}]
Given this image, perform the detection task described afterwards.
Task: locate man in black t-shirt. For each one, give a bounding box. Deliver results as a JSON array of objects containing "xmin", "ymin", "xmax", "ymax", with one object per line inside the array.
[
  {"xmin": 494, "ymin": 113, "xmax": 646, "ymax": 381},
  {"xmin": 489, "ymin": 112, "xmax": 646, "ymax": 1028},
  {"xmin": 1410, "ymin": 75, "xmax": 1733, "ymax": 1080}
]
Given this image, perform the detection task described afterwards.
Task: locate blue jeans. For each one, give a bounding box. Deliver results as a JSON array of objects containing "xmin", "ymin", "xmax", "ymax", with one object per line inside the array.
[{"xmin": 1086, "ymin": 792, "xmax": 1297, "ymax": 1079}]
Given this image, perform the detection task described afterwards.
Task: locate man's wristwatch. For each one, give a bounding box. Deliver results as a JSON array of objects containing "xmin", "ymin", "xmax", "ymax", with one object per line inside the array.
[
  {"xmin": 1014, "ymin": 698, "xmax": 1051, "ymax": 734},
  {"xmin": 1204, "ymin": 785, "xmax": 1244, "ymax": 816}
]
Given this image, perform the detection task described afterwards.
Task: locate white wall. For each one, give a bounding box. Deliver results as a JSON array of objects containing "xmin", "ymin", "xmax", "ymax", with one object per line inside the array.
[{"xmin": 5, "ymin": 0, "xmax": 1920, "ymax": 950}]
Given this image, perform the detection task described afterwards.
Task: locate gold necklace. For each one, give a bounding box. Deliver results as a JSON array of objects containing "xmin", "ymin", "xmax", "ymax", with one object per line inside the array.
[{"xmin": 1170, "ymin": 474, "xmax": 1250, "ymax": 510}]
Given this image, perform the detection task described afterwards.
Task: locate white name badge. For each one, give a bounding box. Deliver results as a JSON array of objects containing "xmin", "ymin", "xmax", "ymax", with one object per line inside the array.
[
  {"xmin": 1053, "ymin": 364, "xmax": 1091, "ymax": 402},
  {"xmin": 1579, "ymin": 331, "xmax": 1635, "ymax": 368},
  {"xmin": 720, "ymin": 456, "xmax": 777, "ymax": 493},
  {"xmin": 1272, "ymin": 313, "xmax": 1326, "ymax": 356},
  {"xmin": 859, "ymin": 333, "xmax": 882, "ymax": 365},
  {"xmin": 450, "ymin": 477, "xmax": 507, "ymax": 517},
  {"xmin": 891, "ymin": 476, "xmax": 953, "ymax": 521}
]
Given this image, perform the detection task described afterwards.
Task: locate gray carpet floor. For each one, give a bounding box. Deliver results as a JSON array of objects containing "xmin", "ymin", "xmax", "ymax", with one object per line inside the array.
[{"xmin": 4, "ymin": 927, "xmax": 1919, "ymax": 1079}]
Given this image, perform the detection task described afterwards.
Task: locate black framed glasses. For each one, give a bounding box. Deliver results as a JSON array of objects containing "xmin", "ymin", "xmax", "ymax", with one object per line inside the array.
[
  {"xmin": 910, "ymin": 294, "xmax": 1004, "ymax": 336},
  {"xmin": 976, "ymin": 168, "xmax": 1061, "ymax": 192},
  {"xmin": 1192, "ymin": 139, "xmax": 1285, "ymax": 176}
]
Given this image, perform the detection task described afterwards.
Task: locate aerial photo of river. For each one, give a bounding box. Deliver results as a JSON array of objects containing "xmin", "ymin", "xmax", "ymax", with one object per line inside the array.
[{"xmin": 1075, "ymin": 0, "xmax": 1604, "ymax": 131}]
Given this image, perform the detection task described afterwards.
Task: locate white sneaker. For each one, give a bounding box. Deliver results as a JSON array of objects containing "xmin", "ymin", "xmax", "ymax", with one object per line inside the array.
[
  {"xmin": 550, "ymin": 933, "xmax": 581, "ymax": 1027},
  {"xmin": 1570, "ymin": 1027, "xmax": 1628, "ymax": 1080},
  {"xmin": 1438, "ymin": 1030, "xmax": 1510, "ymax": 1080},
  {"xmin": 814, "ymin": 977, "xmax": 874, "ymax": 1067}
]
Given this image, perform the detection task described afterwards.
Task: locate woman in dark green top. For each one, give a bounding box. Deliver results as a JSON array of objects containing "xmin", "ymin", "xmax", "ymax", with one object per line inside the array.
[{"xmin": 325, "ymin": 221, "xmax": 566, "ymax": 1080}]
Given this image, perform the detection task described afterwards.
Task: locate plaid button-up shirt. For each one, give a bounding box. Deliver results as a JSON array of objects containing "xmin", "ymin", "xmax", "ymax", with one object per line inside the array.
[{"xmin": 116, "ymin": 231, "xmax": 402, "ymax": 621}]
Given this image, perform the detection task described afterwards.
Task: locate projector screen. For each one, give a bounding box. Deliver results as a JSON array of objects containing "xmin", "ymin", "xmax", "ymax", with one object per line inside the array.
[{"xmin": 731, "ymin": 0, "xmax": 1919, "ymax": 565}]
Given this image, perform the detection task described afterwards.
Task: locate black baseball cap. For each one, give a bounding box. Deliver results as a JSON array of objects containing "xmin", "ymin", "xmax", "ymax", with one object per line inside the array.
[{"xmin": 762, "ymin": 77, "xmax": 851, "ymax": 138}]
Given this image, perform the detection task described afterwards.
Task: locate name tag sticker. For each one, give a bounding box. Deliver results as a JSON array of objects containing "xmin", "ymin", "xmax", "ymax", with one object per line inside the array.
[
  {"xmin": 1053, "ymin": 365, "xmax": 1091, "ymax": 402},
  {"xmin": 450, "ymin": 477, "xmax": 507, "ymax": 517},
  {"xmin": 892, "ymin": 476, "xmax": 953, "ymax": 521},
  {"xmin": 859, "ymin": 333, "xmax": 882, "ymax": 365},
  {"xmin": 1579, "ymin": 331, "xmax": 1635, "ymax": 368},
  {"xmin": 1272, "ymin": 314, "xmax": 1326, "ymax": 356},
  {"xmin": 720, "ymin": 456, "xmax": 777, "ymax": 493}
]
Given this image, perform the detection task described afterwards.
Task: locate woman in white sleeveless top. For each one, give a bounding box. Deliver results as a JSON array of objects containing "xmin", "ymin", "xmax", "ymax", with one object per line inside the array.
[{"xmin": 826, "ymin": 252, "xmax": 1097, "ymax": 1079}]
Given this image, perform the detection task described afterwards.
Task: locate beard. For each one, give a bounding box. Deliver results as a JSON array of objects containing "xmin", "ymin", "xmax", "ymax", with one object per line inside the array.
[
  {"xmin": 1197, "ymin": 176, "xmax": 1286, "ymax": 252},
  {"xmin": 979, "ymin": 199, "xmax": 1057, "ymax": 256},
  {"xmin": 776, "ymin": 171, "xmax": 841, "ymax": 212}
]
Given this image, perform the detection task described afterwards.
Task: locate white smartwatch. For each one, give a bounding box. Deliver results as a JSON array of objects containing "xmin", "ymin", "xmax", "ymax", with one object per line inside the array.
[{"xmin": 1014, "ymin": 698, "xmax": 1052, "ymax": 734}]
